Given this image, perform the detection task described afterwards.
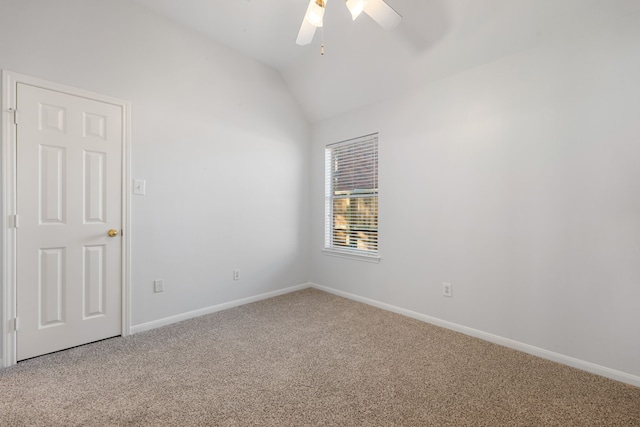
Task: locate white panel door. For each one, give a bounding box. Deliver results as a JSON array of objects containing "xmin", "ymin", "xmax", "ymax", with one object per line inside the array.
[{"xmin": 16, "ymin": 83, "xmax": 123, "ymax": 361}]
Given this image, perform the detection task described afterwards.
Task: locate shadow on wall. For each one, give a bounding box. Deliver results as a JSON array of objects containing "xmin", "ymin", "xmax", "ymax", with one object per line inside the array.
[{"xmin": 395, "ymin": 0, "xmax": 450, "ymax": 52}]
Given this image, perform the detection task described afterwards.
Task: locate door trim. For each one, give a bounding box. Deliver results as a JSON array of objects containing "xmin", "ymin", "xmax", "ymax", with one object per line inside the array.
[{"xmin": 1, "ymin": 70, "xmax": 131, "ymax": 367}]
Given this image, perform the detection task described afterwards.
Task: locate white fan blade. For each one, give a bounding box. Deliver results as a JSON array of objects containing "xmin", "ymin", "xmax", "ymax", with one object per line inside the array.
[
  {"xmin": 363, "ymin": 0, "xmax": 402, "ymax": 30},
  {"xmin": 297, "ymin": 0, "xmax": 325, "ymax": 45},
  {"xmin": 296, "ymin": 18, "xmax": 317, "ymax": 45}
]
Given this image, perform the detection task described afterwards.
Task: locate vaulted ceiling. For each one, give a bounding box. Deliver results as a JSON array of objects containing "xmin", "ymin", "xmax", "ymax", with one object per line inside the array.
[{"xmin": 130, "ymin": 0, "xmax": 640, "ymax": 123}]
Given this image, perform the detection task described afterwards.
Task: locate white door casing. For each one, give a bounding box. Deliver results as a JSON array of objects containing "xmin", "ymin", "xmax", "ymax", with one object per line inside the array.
[{"xmin": 2, "ymin": 71, "xmax": 131, "ymax": 366}]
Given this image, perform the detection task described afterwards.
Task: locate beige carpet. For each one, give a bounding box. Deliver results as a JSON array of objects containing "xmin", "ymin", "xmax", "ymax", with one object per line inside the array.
[{"xmin": 1, "ymin": 288, "xmax": 638, "ymax": 426}]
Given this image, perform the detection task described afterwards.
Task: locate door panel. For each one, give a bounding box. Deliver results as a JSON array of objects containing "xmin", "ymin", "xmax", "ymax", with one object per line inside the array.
[{"xmin": 16, "ymin": 83, "xmax": 123, "ymax": 361}]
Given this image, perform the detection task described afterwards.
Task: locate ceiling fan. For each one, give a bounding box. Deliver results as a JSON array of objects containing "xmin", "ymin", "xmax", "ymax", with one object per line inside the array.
[{"xmin": 296, "ymin": 0, "xmax": 402, "ymax": 46}]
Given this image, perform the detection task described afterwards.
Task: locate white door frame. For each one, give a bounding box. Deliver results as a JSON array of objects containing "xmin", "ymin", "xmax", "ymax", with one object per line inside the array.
[{"xmin": 1, "ymin": 70, "xmax": 131, "ymax": 367}]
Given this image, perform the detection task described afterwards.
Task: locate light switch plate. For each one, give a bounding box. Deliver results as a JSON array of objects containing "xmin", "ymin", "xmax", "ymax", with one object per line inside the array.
[{"xmin": 133, "ymin": 179, "xmax": 146, "ymax": 195}]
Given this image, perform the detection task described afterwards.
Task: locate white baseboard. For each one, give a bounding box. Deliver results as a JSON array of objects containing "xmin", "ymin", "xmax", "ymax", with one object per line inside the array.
[
  {"xmin": 130, "ymin": 283, "xmax": 311, "ymax": 335},
  {"xmin": 310, "ymin": 283, "xmax": 640, "ymax": 388}
]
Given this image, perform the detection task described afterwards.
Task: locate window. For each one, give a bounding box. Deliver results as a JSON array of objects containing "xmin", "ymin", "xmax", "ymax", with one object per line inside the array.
[{"xmin": 324, "ymin": 133, "xmax": 379, "ymax": 262}]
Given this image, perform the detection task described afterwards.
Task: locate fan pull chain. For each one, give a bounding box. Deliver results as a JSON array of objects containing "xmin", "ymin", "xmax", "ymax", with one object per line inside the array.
[{"xmin": 321, "ymin": 25, "xmax": 325, "ymax": 55}]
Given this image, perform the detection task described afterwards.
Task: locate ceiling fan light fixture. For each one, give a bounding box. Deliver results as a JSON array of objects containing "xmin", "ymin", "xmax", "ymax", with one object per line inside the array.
[
  {"xmin": 296, "ymin": 0, "xmax": 401, "ymax": 49},
  {"xmin": 306, "ymin": 0, "xmax": 326, "ymax": 27},
  {"xmin": 346, "ymin": 0, "xmax": 368, "ymax": 20}
]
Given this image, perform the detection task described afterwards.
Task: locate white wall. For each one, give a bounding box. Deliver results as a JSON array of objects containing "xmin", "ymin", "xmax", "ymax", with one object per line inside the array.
[
  {"xmin": 310, "ymin": 12, "xmax": 640, "ymax": 380},
  {"xmin": 0, "ymin": 0, "xmax": 310, "ymax": 332}
]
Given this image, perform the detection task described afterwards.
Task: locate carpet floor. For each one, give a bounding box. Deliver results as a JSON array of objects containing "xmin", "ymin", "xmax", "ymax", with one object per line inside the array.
[{"xmin": 1, "ymin": 288, "xmax": 639, "ymax": 426}]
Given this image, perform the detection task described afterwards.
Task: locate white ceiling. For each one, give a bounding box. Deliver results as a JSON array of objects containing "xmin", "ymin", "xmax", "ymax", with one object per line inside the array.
[{"xmin": 131, "ymin": 0, "xmax": 640, "ymax": 123}]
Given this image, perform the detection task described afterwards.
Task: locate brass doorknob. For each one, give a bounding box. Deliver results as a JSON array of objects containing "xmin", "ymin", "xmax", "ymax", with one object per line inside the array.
[{"xmin": 108, "ymin": 229, "xmax": 119, "ymax": 237}]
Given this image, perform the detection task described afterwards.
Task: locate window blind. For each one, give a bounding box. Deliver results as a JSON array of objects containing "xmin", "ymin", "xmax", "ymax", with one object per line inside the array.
[{"xmin": 325, "ymin": 133, "xmax": 378, "ymax": 258}]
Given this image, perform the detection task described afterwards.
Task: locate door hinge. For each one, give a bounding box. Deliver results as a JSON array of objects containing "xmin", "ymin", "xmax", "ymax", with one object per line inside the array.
[
  {"xmin": 11, "ymin": 317, "xmax": 19, "ymax": 332},
  {"xmin": 9, "ymin": 108, "xmax": 17, "ymax": 125},
  {"xmin": 10, "ymin": 214, "xmax": 19, "ymax": 228}
]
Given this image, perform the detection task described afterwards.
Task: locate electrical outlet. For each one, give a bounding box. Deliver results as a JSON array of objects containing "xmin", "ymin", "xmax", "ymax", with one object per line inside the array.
[
  {"xmin": 442, "ymin": 282, "xmax": 452, "ymax": 297},
  {"xmin": 154, "ymin": 279, "xmax": 164, "ymax": 293},
  {"xmin": 233, "ymin": 269, "xmax": 240, "ymax": 280}
]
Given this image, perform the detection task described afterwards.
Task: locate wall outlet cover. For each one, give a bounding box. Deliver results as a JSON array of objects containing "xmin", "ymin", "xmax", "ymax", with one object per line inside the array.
[{"xmin": 443, "ymin": 282, "xmax": 452, "ymax": 297}]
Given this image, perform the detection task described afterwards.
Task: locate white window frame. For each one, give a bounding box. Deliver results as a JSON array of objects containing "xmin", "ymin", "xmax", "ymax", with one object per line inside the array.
[{"xmin": 323, "ymin": 133, "xmax": 380, "ymax": 263}]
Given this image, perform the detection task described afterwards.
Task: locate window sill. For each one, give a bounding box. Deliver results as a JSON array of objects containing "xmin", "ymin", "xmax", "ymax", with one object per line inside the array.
[{"xmin": 322, "ymin": 248, "xmax": 380, "ymax": 263}]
